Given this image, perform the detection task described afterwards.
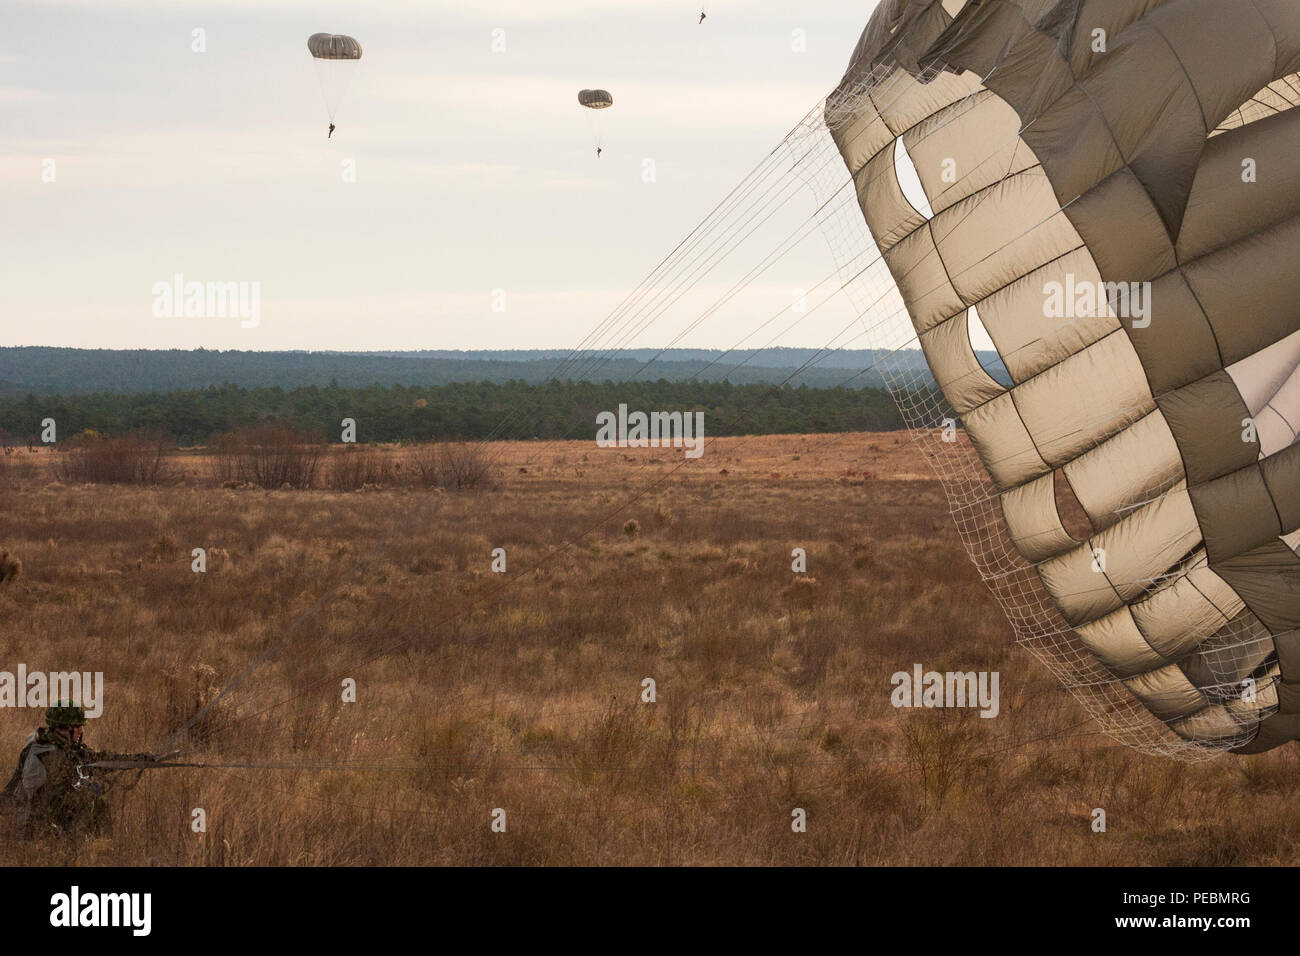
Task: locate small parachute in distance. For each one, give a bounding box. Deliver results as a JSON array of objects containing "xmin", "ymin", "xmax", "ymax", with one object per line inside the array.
[
  {"xmin": 578, "ymin": 90, "xmax": 613, "ymax": 157},
  {"xmin": 577, "ymin": 89, "xmax": 613, "ymax": 110},
  {"xmin": 307, "ymin": 33, "xmax": 363, "ymax": 60},
  {"xmin": 308, "ymin": 33, "xmax": 363, "ymax": 134}
]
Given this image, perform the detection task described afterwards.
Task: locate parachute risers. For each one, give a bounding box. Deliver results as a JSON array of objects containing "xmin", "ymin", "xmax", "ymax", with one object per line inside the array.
[
  {"xmin": 578, "ymin": 89, "xmax": 613, "ymax": 153},
  {"xmin": 308, "ymin": 32, "xmax": 363, "ymax": 124}
]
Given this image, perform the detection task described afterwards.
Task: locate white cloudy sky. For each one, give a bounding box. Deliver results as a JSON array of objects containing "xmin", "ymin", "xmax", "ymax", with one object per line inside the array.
[{"xmin": 1, "ymin": 0, "xmax": 887, "ymax": 351}]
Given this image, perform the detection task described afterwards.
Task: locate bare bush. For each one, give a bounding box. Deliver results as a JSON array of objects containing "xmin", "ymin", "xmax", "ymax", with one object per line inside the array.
[
  {"xmin": 56, "ymin": 432, "xmax": 172, "ymax": 485},
  {"xmin": 406, "ymin": 442, "xmax": 493, "ymax": 490},
  {"xmin": 435, "ymin": 442, "xmax": 494, "ymax": 490},
  {"xmin": 327, "ymin": 446, "xmax": 394, "ymax": 491},
  {"xmin": 211, "ymin": 425, "xmax": 323, "ymax": 489}
]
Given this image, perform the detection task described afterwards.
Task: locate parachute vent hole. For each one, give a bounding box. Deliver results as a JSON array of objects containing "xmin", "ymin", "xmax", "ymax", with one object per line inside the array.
[
  {"xmin": 967, "ymin": 306, "xmax": 1010, "ymax": 385},
  {"xmin": 1052, "ymin": 469, "xmax": 1093, "ymax": 542},
  {"xmin": 893, "ymin": 137, "xmax": 934, "ymax": 220},
  {"xmin": 1212, "ymin": 74, "xmax": 1300, "ymax": 136}
]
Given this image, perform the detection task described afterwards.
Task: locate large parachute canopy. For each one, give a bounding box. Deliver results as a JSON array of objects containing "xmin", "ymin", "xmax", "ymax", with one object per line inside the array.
[
  {"xmin": 821, "ymin": 0, "xmax": 1300, "ymax": 758},
  {"xmin": 308, "ymin": 32, "xmax": 363, "ymax": 122}
]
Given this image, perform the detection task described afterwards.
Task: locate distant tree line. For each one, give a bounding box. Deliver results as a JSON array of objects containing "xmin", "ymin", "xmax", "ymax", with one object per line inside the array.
[
  {"xmin": 0, "ymin": 379, "xmax": 905, "ymax": 446},
  {"xmin": 0, "ymin": 346, "xmax": 979, "ymax": 396}
]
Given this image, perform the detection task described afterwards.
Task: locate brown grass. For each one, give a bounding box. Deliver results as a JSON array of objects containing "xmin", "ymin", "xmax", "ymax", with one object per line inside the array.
[
  {"xmin": 0, "ymin": 431, "xmax": 1296, "ymax": 865},
  {"xmin": 326, "ymin": 446, "xmax": 395, "ymax": 492}
]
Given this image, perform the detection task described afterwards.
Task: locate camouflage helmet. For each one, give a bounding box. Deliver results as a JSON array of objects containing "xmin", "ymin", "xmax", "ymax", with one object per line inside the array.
[{"xmin": 45, "ymin": 700, "xmax": 87, "ymax": 728}]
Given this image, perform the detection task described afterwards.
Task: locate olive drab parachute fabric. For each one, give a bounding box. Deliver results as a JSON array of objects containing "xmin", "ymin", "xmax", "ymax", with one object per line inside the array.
[
  {"xmin": 825, "ymin": 0, "xmax": 1300, "ymax": 757},
  {"xmin": 578, "ymin": 90, "xmax": 614, "ymax": 150},
  {"xmin": 578, "ymin": 90, "xmax": 614, "ymax": 109},
  {"xmin": 308, "ymin": 33, "xmax": 363, "ymax": 122},
  {"xmin": 308, "ymin": 34, "xmax": 363, "ymax": 60}
]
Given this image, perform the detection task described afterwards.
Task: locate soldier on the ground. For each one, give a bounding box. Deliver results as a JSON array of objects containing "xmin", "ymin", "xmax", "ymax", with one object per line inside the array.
[{"xmin": 2, "ymin": 701, "xmax": 159, "ymax": 839}]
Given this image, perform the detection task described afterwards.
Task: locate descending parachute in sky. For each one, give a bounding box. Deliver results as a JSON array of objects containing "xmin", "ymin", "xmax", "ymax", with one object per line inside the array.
[
  {"xmin": 578, "ymin": 89, "xmax": 613, "ymax": 155},
  {"xmin": 807, "ymin": 0, "xmax": 1300, "ymax": 758},
  {"xmin": 308, "ymin": 33, "xmax": 363, "ymax": 130}
]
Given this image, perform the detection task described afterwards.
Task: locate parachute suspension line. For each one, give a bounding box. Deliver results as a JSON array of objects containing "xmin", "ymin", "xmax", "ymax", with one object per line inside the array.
[
  {"xmin": 631, "ymin": 232, "xmax": 861, "ymax": 384},
  {"xmin": 552, "ymin": 62, "xmax": 974, "ymax": 391},
  {"xmin": 312, "ymin": 61, "xmax": 339, "ymax": 122},
  {"xmin": 468, "ymin": 145, "xmax": 792, "ymax": 449},
  {"xmin": 200, "ymin": 718, "xmax": 1108, "ymax": 825},
  {"xmin": 560, "ymin": 161, "xmax": 805, "ymax": 384},
  {"xmin": 483, "ymin": 58, "xmax": 1060, "ymax": 444},
  {"xmin": 469, "ymin": 58, "xmax": 1002, "ymax": 471},
  {"xmin": 471, "ymin": 119, "xmax": 852, "ymax": 449},
  {"xmin": 588, "ymin": 173, "xmax": 824, "ymax": 370},
  {"xmin": 476, "ymin": 55, "xmax": 990, "ymax": 453}
]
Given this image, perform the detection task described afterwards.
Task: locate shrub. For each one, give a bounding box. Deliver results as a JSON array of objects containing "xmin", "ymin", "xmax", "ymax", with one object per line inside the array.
[
  {"xmin": 437, "ymin": 442, "xmax": 493, "ymax": 490},
  {"xmin": 210, "ymin": 425, "xmax": 322, "ymax": 489},
  {"xmin": 409, "ymin": 442, "xmax": 494, "ymax": 490},
  {"xmin": 56, "ymin": 432, "xmax": 172, "ymax": 485}
]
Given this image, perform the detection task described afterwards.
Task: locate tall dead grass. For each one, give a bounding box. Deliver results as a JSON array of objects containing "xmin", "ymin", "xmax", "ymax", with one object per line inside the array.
[
  {"xmin": 2, "ymin": 433, "xmax": 1296, "ymax": 865},
  {"xmin": 327, "ymin": 446, "xmax": 395, "ymax": 491}
]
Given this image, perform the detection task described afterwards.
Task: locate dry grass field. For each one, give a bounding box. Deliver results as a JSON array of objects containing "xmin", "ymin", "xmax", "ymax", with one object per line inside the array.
[{"xmin": 1, "ymin": 432, "xmax": 1297, "ymax": 866}]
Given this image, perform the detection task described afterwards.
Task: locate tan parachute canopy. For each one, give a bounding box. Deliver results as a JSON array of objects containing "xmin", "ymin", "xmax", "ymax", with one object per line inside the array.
[
  {"xmin": 308, "ymin": 33, "xmax": 362, "ymax": 123},
  {"xmin": 307, "ymin": 33, "xmax": 362, "ymax": 60},
  {"xmin": 827, "ymin": 0, "xmax": 1300, "ymax": 756},
  {"xmin": 578, "ymin": 89, "xmax": 614, "ymax": 109}
]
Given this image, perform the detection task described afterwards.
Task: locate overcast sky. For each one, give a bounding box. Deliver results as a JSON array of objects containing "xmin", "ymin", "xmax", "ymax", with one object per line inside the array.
[{"xmin": 1, "ymin": 0, "xmax": 887, "ymax": 352}]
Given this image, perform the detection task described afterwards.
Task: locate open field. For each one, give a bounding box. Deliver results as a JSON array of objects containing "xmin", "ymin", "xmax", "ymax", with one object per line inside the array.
[{"xmin": 1, "ymin": 432, "xmax": 1298, "ymax": 865}]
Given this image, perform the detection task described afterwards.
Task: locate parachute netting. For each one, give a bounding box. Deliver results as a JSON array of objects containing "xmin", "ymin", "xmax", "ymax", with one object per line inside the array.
[{"xmin": 784, "ymin": 60, "xmax": 1280, "ymax": 761}]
